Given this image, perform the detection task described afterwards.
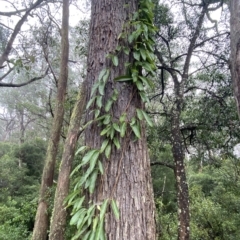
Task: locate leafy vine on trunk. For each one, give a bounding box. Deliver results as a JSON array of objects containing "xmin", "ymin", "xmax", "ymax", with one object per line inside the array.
[{"xmin": 65, "ymin": 0, "xmax": 157, "ymax": 239}]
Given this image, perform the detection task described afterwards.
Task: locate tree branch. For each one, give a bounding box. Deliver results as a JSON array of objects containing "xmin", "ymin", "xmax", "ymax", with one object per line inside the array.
[
  {"xmin": 0, "ymin": 0, "xmax": 45, "ymax": 67},
  {"xmin": 0, "ymin": 67, "xmax": 49, "ymax": 87},
  {"xmin": 151, "ymin": 161, "xmax": 175, "ymax": 170}
]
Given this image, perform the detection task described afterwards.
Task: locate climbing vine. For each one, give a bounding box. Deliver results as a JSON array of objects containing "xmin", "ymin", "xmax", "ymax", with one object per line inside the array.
[{"xmin": 65, "ymin": 0, "xmax": 157, "ymax": 239}]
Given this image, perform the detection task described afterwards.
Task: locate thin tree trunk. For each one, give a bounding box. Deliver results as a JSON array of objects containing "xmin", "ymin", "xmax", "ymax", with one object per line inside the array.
[
  {"xmin": 31, "ymin": 0, "xmax": 69, "ymax": 239},
  {"xmin": 171, "ymin": 110, "xmax": 190, "ymax": 240},
  {"xmin": 84, "ymin": 0, "xmax": 156, "ymax": 239},
  {"xmin": 230, "ymin": 0, "xmax": 240, "ymax": 118},
  {"xmin": 49, "ymin": 84, "xmax": 86, "ymax": 240}
]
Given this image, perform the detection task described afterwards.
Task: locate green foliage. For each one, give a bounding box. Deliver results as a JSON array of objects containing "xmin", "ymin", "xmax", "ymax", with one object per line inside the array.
[
  {"xmin": 14, "ymin": 140, "xmax": 46, "ymax": 179},
  {"xmin": 0, "ymin": 141, "xmax": 46, "ymax": 239}
]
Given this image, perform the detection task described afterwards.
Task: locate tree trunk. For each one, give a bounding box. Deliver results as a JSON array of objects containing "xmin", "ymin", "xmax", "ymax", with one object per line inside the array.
[
  {"xmin": 84, "ymin": 0, "xmax": 156, "ymax": 239},
  {"xmin": 171, "ymin": 109, "xmax": 190, "ymax": 240},
  {"xmin": 230, "ymin": 0, "xmax": 240, "ymax": 118},
  {"xmin": 49, "ymin": 84, "xmax": 86, "ymax": 240},
  {"xmin": 31, "ymin": 0, "xmax": 69, "ymax": 239}
]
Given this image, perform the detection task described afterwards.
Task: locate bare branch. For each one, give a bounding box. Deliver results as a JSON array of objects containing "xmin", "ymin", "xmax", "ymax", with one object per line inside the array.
[
  {"xmin": 0, "ymin": 0, "xmax": 46, "ymax": 67},
  {"xmin": 151, "ymin": 161, "xmax": 175, "ymax": 170},
  {"xmin": 0, "ymin": 67, "xmax": 49, "ymax": 87}
]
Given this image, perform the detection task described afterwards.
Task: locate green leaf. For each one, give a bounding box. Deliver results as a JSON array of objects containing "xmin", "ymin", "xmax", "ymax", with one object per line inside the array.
[
  {"xmin": 110, "ymin": 127, "xmax": 115, "ymax": 139},
  {"xmin": 82, "ymin": 231, "xmax": 91, "ymax": 240},
  {"xmin": 111, "ymin": 199, "xmax": 120, "ymax": 220},
  {"xmin": 100, "ymin": 139, "xmax": 109, "ymax": 153},
  {"xmin": 111, "ymin": 89, "xmax": 119, "ymax": 101},
  {"xmin": 130, "ymin": 117, "xmax": 136, "ymax": 126},
  {"xmin": 103, "ymin": 115, "xmax": 111, "ymax": 125},
  {"xmin": 86, "ymin": 97, "xmax": 96, "ymax": 109},
  {"xmin": 89, "ymin": 229, "xmax": 96, "ymax": 240},
  {"xmin": 139, "ymin": 75, "xmax": 154, "ymax": 89},
  {"xmin": 98, "ymin": 68, "xmax": 107, "ymax": 81},
  {"xmin": 98, "ymin": 160, "xmax": 104, "ymax": 174},
  {"xmin": 73, "ymin": 196, "xmax": 85, "ymax": 211},
  {"xmin": 105, "ymin": 99, "xmax": 113, "ymax": 112},
  {"xmin": 113, "ymin": 137, "xmax": 121, "ymax": 149},
  {"xmin": 139, "ymin": 91, "xmax": 149, "ymax": 103},
  {"xmin": 133, "ymin": 51, "xmax": 140, "ymax": 61},
  {"xmin": 76, "ymin": 210, "xmax": 88, "ymax": 229},
  {"xmin": 91, "ymin": 82, "xmax": 100, "ymax": 97},
  {"xmin": 128, "ymin": 33, "xmax": 135, "ymax": 44},
  {"xmin": 82, "ymin": 149, "xmax": 98, "ymax": 166},
  {"xmin": 89, "ymin": 170, "xmax": 98, "ymax": 193},
  {"xmin": 131, "ymin": 122, "xmax": 141, "ymax": 139},
  {"xmin": 100, "ymin": 199, "xmax": 109, "ymax": 220},
  {"xmin": 113, "ymin": 123, "xmax": 120, "ymax": 132},
  {"xmin": 119, "ymin": 113, "xmax": 127, "ymax": 122},
  {"xmin": 120, "ymin": 122, "xmax": 127, "ymax": 138},
  {"xmin": 142, "ymin": 62, "xmax": 154, "ymax": 73},
  {"xmin": 100, "ymin": 125, "xmax": 111, "ymax": 136},
  {"xmin": 112, "ymin": 55, "xmax": 119, "ymax": 66},
  {"xmin": 95, "ymin": 109, "xmax": 100, "ymax": 118},
  {"xmin": 96, "ymin": 96, "xmax": 103, "ymax": 108},
  {"xmin": 75, "ymin": 146, "xmax": 87, "ymax": 156},
  {"xmin": 95, "ymin": 219, "xmax": 105, "ymax": 240},
  {"xmin": 90, "ymin": 150, "xmax": 100, "ymax": 171},
  {"xmin": 93, "ymin": 216, "xmax": 99, "ymax": 231},
  {"xmin": 139, "ymin": 48, "xmax": 147, "ymax": 60},
  {"xmin": 64, "ymin": 191, "xmax": 79, "ymax": 206},
  {"xmin": 136, "ymin": 108, "xmax": 144, "ymax": 120},
  {"xmin": 114, "ymin": 75, "xmax": 132, "ymax": 82},
  {"xmin": 141, "ymin": 110, "xmax": 154, "ymax": 127},
  {"xmin": 123, "ymin": 47, "xmax": 130, "ymax": 55},
  {"xmin": 105, "ymin": 144, "xmax": 111, "ymax": 159},
  {"xmin": 87, "ymin": 205, "xmax": 96, "ymax": 226},
  {"xmin": 102, "ymin": 69, "xmax": 110, "ymax": 83},
  {"xmin": 136, "ymin": 81, "xmax": 144, "ymax": 91},
  {"xmin": 98, "ymin": 82, "xmax": 105, "ymax": 96},
  {"xmin": 116, "ymin": 45, "xmax": 121, "ymax": 51},
  {"xmin": 70, "ymin": 208, "xmax": 86, "ymax": 225}
]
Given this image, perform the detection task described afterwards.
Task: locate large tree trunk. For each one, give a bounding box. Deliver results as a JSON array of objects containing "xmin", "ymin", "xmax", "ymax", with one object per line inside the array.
[
  {"xmin": 84, "ymin": 0, "xmax": 156, "ymax": 239},
  {"xmin": 49, "ymin": 85, "xmax": 86, "ymax": 240},
  {"xmin": 230, "ymin": 0, "xmax": 240, "ymax": 118},
  {"xmin": 31, "ymin": 0, "xmax": 69, "ymax": 239}
]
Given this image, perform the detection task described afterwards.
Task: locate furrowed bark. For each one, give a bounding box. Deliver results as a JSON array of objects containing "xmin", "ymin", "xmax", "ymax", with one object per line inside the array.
[
  {"xmin": 84, "ymin": 0, "xmax": 156, "ymax": 239},
  {"xmin": 31, "ymin": 0, "xmax": 69, "ymax": 239}
]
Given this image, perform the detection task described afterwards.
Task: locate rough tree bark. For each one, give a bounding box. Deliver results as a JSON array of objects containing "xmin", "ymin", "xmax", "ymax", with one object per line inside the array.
[
  {"xmin": 31, "ymin": 0, "xmax": 69, "ymax": 239},
  {"xmin": 84, "ymin": 0, "xmax": 156, "ymax": 239},
  {"xmin": 230, "ymin": 0, "xmax": 240, "ymax": 118},
  {"xmin": 49, "ymin": 84, "xmax": 86, "ymax": 240}
]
